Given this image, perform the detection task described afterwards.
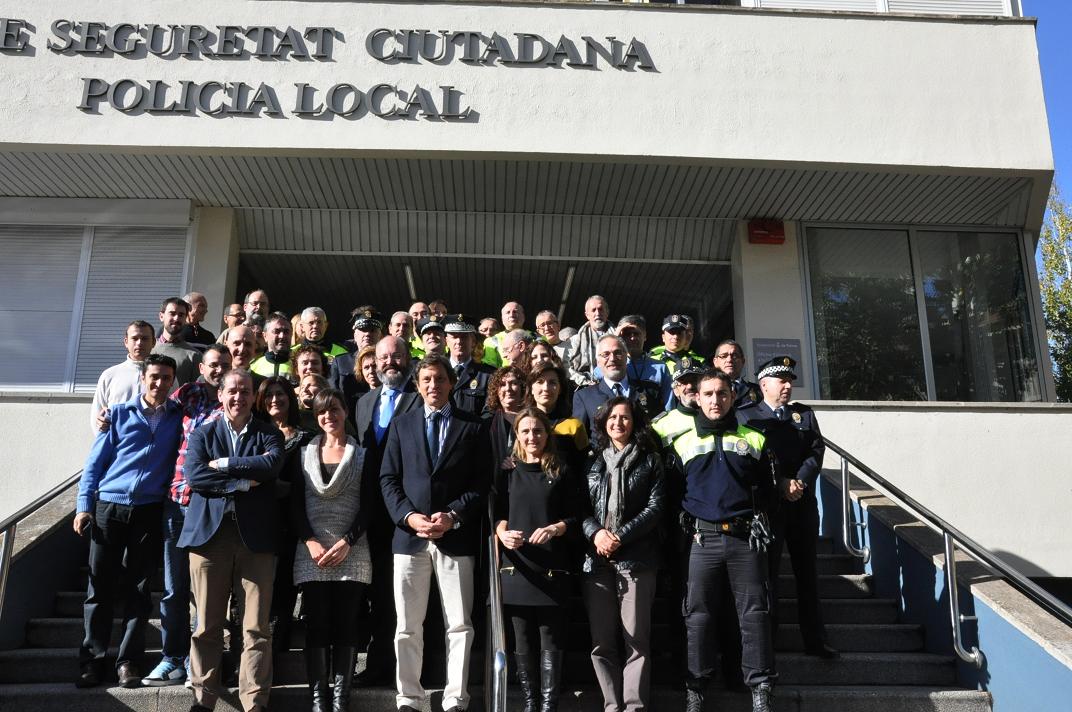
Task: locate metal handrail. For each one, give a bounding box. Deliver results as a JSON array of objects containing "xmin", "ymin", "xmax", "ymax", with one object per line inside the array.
[
  {"xmin": 484, "ymin": 502, "xmax": 509, "ymax": 712},
  {"xmin": 827, "ymin": 437, "xmax": 1072, "ymax": 666},
  {"xmin": 0, "ymin": 470, "xmax": 82, "ymax": 623}
]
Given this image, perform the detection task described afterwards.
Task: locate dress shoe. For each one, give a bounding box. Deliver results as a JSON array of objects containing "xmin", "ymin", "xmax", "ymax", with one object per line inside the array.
[
  {"xmin": 188, "ymin": 705, "xmax": 213, "ymax": 712},
  {"xmin": 805, "ymin": 643, "xmax": 841, "ymax": 659},
  {"xmin": 75, "ymin": 663, "xmax": 102, "ymax": 688},
  {"xmin": 116, "ymin": 662, "xmax": 142, "ymax": 688},
  {"xmin": 443, "ymin": 707, "xmax": 466, "ymax": 712},
  {"xmin": 397, "ymin": 706, "xmax": 419, "ymax": 712}
]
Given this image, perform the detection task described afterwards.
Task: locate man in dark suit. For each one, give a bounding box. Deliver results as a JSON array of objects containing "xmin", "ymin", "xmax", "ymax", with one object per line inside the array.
[
  {"xmin": 573, "ymin": 334, "xmax": 648, "ymax": 434},
  {"xmin": 738, "ymin": 356, "xmax": 837, "ymax": 660},
  {"xmin": 352, "ymin": 335, "xmax": 421, "ymax": 687},
  {"xmin": 443, "ymin": 314, "xmax": 495, "ymax": 415},
  {"xmin": 380, "ymin": 354, "xmax": 490, "ymax": 712},
  {"xmin": 178, "ymin": 369, "xmax": 284, "ymax": 712}
]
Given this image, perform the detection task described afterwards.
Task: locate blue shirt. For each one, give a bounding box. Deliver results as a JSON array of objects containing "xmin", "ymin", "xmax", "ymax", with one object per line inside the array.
[{"xmin": 78, "ymin": 395, "xmax": 184, "ymax": 513}]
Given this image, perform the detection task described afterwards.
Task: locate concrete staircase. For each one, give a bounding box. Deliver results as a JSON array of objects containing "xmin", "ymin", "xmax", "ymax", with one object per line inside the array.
[{"xmin": 0, "ymin": 536, "xmax": 992, "ymax": 711}]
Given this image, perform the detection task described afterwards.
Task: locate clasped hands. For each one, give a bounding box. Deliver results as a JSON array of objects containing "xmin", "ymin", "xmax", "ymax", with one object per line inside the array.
[
  {"xmin": 407, "ymin": 511, "xmax": 454, "ymax": 539},
  {"xmin": 496, "ymin": 521, "xmax": 563, "ymax": 550},
  {"xmin": 305, "ymin": 537, "xmax": 351, "ymax": 568},
  {"xmin": 780, "ymin": 479, "xmax": 806, "ymax": 502},
  {"xmin": 592, "ymin": 528, "xmax": 621, "ymax": 558}
]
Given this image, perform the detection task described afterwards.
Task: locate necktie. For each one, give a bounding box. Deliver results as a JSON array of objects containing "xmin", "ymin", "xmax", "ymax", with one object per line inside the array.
[
  {"xmin": 612, "ymin": 383, "xmax": 623, "ymax": 398},
  {"xmin": 456, "ymin": 364, "xmax": 466, "ymax": 379},
  {"xmin": 776, "ymin": 406, "xmax": 786, "ymax": 421},
  {"xmin": 427, "ymin": 411, "xmax": 442, "ymax": 466},
  {"xmin": 375, "ymin": 390, "xmax": 398, "ymax": 444}
]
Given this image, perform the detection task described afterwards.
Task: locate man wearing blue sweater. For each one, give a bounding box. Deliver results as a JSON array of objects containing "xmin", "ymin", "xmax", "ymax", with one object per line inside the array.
[{"xmin": 73, "ymin": 354, "xmax": 184, "ymax": 690}]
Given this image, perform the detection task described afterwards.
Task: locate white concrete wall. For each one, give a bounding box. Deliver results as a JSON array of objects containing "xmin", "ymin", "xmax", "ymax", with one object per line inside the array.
[
  {"xmin": 0, "ymin": 395, "xmax": 94, "ymax": 524},
  {"xmin": 0, "ymin": 2, "xmax": 1051, "ymax": 173},
  {"xmin": 733, "ymin": 220, "xmax": 813, "ymax": 399},
  {"xmin": 810, "ymin": 403, "xmax": 1072, "ymax": 577},
  {"xmin": 186, "ymin": 207, "xmax": 238, "ymax": 330}
]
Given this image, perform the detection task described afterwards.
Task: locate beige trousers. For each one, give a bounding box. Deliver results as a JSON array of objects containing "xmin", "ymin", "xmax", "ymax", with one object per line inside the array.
[
  {"xmin": 188, "ymin": 518, "xmax": 275, "ymax": 712},
  {"xmin": 393, "ymin": 542, "xmax": 476, "ymax": 711}
]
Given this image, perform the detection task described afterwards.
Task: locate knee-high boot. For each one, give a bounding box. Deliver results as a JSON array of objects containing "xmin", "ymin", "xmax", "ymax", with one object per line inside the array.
[
  {"xmin": 331, "ymin": 646, "xmax": 356, "ymax": 712},
  {"xmin": 514, "ymin": 653, "xmax": 539, "ymax": 712},
  {"xmin": 539, "ymin": 650, "xmax": 563, "ymax": 712},
  {"xmin": 305, "ymin": 647, "xmax": 331, "ymax": 712}
]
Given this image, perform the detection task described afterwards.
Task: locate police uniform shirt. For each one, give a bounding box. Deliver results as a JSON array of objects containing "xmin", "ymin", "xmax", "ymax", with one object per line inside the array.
[{"xmin": 738, "ymin": 401, "xmax": 824, "ymax": 489}]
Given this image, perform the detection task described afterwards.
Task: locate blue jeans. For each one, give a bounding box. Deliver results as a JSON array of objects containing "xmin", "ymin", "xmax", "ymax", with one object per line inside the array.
[{"xmin": 160, "ymin": 499, "xmax": 191, "ymax": 661}]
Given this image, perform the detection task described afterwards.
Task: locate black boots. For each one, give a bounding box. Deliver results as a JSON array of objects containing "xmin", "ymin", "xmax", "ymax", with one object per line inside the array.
[
  {"xmin": 515, "ymin": 653, "xmax": 539, "ymax": 712},
  {"xmin": 331, "ymin": 646, "xmax": 356, "ymax": 712},
  {"xmin": 305, "ymin": 647, "xmax": 330, "ymax": 712},
  {"xmin": 685, "ymin": 686, "xmax": 705, "ymax": 712},
  {"xmin": 751, "ymin": 682, "xmax": 774, "ymax": 712},
  {"xmin": 539, "ymin": 650, "xmax": 563, "ymax": 712}
]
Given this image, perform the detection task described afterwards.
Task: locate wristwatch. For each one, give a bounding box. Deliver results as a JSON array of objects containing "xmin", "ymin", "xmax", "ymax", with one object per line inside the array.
[{"xmin": 448, "ymin": 510, "xmax": 462, "ymax": 530}]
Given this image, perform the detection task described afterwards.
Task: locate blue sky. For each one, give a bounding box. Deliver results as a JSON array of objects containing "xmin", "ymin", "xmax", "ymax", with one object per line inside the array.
[{"xmin": 1027, "ymin": 1, "xmax": 1070, "ymax": 195}]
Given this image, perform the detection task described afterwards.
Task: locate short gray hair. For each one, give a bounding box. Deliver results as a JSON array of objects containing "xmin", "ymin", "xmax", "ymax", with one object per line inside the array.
[{"xmin": 301, "ymin": 307, "xmax": 327, "ymax": 321}]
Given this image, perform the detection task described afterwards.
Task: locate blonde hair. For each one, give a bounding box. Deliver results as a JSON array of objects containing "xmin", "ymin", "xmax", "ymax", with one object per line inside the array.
[{"xmin": 510, "ymin": 407, "xmax": 562, "ymax": 479}]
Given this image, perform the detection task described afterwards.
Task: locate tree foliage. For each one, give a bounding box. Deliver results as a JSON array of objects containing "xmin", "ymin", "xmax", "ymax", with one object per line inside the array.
[{"xmin": 1038, "ymin": 184, "xmax": 1072, "ymax": 401}]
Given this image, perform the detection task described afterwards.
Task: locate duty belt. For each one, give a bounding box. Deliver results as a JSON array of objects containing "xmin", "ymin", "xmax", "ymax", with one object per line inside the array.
[{"xmin": 694, "ymin": 516, "xmax": 750, "ymax": 536}]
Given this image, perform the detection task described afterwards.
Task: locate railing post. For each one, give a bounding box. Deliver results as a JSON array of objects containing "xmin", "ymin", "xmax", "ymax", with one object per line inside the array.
[
  {"xmin": 943, "ymin": 533, "xmax": 985, "ymax": 668},
  {"xmin": 840, "ymin": 457, "xmax": 870, "ymax": 563},
  {"xmin": 0, "ymin": 523, "xmax": 17, "ymax": 624}
]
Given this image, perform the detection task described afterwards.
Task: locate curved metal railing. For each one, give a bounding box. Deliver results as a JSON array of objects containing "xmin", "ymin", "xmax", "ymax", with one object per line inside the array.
[
  {"xmin": 828, "ymin": 438, "xmax": 1072, "ymax": 668},
  {"xmin": 0, "ymin": 470, "xmax": 82, "ymax": 623}
]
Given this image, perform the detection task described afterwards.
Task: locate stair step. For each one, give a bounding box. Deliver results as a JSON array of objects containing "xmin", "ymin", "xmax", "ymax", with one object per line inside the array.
[
  {"xmin": 0, "ymin": 648, "xmax": 956, "ymax": 687},
  {"xmin": 0, "ymin": 682, "xmax": 991, "ymax": 711},
  {"xmin": 23, "ymin": 617, "xmax": 923, "ymax": 653},
  {"xmin": 50, "ymin": 592, "xmax": 901, "ymax": 628}
]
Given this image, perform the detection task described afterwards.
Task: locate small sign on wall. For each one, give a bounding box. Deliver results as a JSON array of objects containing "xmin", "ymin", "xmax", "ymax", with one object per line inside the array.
[{"xmin": 752, "ymin": 338, "xmax": 804, "ymax": 389}]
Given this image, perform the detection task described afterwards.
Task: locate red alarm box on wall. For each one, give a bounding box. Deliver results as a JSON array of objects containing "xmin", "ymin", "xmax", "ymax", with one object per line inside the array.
[{"xmin": 748, "ymin": 219, "xmax": 785, "ymax": 245}]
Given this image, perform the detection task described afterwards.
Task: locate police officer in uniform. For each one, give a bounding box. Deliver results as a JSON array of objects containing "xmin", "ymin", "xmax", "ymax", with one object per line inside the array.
[
  {"xmin": 329, "ymin": 309, "xmax": 385, "ymax": 405},
  {"xmin": 649, "ymin": 314, "xmax": 706, "ymax": 377},
  {"xmin": 673, "ymin": 369, "xmax": 783, "ymax": 712},
  {"xmin": 415, "ymin": 314, "xmax": 447, "ymax": 356},
  {"xmin": 738, "ymin": 357, "xmax": 838, "ymax": 659},
  {"xmin": 444, "ymin": 314, "xmax": 495, "ymax": 415}
]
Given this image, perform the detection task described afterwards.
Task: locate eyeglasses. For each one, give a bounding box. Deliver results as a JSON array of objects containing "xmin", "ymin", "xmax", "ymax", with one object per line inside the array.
[
  {"xmin": 715, "ymin": 351, "xmax": 742, "ymax": 360},
  {"xmin": 598, "ymin": 350, "xmax": 626, "ymax": 359}
]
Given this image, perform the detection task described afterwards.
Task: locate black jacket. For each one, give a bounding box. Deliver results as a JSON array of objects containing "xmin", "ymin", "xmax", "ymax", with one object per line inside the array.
[{"xmin": 581, "ymin": 448, "xmax": 666, "ymax": 573}]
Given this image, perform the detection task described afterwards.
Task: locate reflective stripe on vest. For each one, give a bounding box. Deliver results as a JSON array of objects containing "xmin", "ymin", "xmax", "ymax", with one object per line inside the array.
[{"xmin": 672, "ymin": 425, "xmax": 765, "ymax": 465}]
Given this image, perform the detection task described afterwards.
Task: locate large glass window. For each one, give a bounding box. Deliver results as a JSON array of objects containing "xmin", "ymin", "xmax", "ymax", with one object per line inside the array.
[
  {"xmin": 807, "ymin": 228, "xmax": 927, "ymax": 400},
  {"xmin": 916, "ymin": 231, "xmax": 1041, "ymax": 401},
  {"xmin": 805, "ymin": 226, "xmax": 1042, "ymax": 402}
]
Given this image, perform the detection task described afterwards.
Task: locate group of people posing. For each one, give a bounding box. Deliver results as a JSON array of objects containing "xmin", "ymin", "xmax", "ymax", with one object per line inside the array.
[{"xmin": 78, "ymin": 289, "xmax": 832, "ymax": 712}]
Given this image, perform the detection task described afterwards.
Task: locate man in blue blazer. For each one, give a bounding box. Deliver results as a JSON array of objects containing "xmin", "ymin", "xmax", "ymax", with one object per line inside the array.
[
  {"xmin": 573, "ymin": 334, "xmax": 648, "ymax": 436},
  {"xmin": 179, "ymin": 369, "xmax": 283, "ymax": 712},
  {"xmin": 379, "ymin": 354, "xmax": 490, "ymax": 712}
]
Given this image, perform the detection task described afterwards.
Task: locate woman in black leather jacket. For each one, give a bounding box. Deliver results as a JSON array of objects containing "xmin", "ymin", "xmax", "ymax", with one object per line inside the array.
[{"xmin": 581, "ymin": 395, "xmax": 665, "ymax": 712}]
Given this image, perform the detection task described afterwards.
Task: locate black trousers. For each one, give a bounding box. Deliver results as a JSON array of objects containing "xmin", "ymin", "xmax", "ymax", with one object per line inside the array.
[
  {"xmin": 361, "ymin": 519, "xmax": 397, "ymax": 671},
  {"xmin": 768, "ymin": 498, "xmax": 826, "ymax": 649},
  {"xmin": 271, "ymin": 498, "xmax": 298, "ymax": 626},
  {"xmin": 301, "ymin": 581, "xmax": 366, "ymax": 647},
  {"xmin": 684, "ymin": 532, "xmax": 775, "ymax": 688},
  {"xmin": 506, "ymin": 604, "xmax": 566, "ymax": 654},
  {"xmin": 81, "ymin": 500, "xmax": 163, "ymax": 671}
]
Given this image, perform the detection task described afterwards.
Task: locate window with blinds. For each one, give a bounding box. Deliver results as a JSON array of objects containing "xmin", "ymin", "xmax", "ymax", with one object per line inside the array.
[{"xmin": 0, "ymin": 224, "xmax": 188, "ymax": 392}]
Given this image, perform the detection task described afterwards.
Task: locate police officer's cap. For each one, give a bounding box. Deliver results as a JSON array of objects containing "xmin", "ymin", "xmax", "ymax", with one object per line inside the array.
[
  {"xmin": 672, "ymin": 365, "xmax": 705, "ymax": 384},
  {"xmin": 756, "ymin": 356, "xmax": 797, "ymax": 382},
  {"xmin": 662, "ymin": 314, "xmax": 693, "ymax": 332},
  {"xmin": 416, "ymin": 315, "xmax": 446, "ymax": 336},
  {"xmin": 443, "ymin": 314, "xmax": 476, "ymax": 335},
  {"xmin": 350, "ymin": 309, "xmax": 384, "ymax": 332}
]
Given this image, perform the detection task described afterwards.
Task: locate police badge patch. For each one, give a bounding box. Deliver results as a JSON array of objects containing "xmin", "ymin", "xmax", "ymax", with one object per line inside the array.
[
  {"xmin": 470, "ymin": 379, "xmax": 479, "ymax": 389},
  {"xmin": 792, "ymin": 411, "xmax": 802, "ymax": 423},
  {"xmin": 735, "ymin": 439, "xmax": 749, "ymax": 455}
]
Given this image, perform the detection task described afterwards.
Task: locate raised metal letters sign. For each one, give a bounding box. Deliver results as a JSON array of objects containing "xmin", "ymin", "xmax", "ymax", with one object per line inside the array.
[{"xmin": 0, "ymin": 19, "xmax": 656, "ymax": 120}]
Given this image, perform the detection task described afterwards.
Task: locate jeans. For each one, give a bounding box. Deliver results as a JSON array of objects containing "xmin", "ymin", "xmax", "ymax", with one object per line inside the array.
[{"xmin": 160, "ymin": 499, "xmax": 191, "ymax": 662}]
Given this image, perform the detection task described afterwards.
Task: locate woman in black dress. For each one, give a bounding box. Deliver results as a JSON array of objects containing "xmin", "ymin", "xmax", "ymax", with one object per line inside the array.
[{"xmin": 494, "ymin": 407, "xmax": 581, "ymax": 712}]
